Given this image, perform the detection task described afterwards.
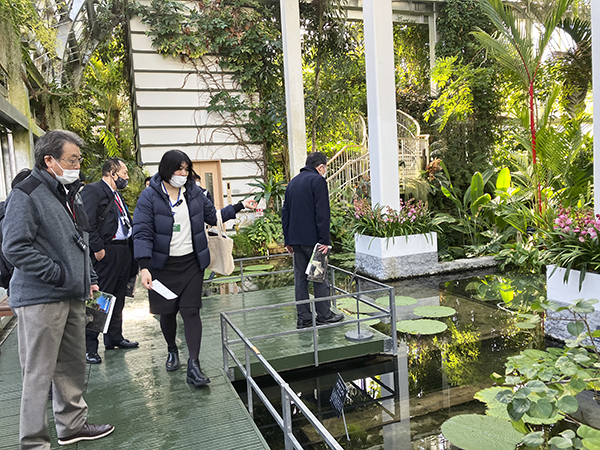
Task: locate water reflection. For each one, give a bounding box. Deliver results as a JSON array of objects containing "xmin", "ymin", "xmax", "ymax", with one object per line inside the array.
[{"xmin": 235, "ymin": 271, "xmax": 546, "ymax": 449}]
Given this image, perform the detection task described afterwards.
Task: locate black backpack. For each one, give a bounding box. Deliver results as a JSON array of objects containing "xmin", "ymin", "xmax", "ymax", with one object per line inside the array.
[
  {"xmin": 0, "ymin": 201, "xmax": 13, "ymax": 289},
  {"xmin": 0, "ymin": 176, "xmax": 41, "ymax": 290}
]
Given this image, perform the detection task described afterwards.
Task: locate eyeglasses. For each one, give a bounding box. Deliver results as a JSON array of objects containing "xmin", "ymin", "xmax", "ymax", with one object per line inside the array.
[{"xmin": 60, "ymin": 157, "xmax": 84, "ymax": 167}]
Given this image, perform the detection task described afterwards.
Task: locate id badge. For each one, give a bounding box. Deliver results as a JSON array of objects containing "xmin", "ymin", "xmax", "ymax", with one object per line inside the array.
[{"xmin": 173, "ymin": 223, "xmax": 181, "ymax": 233}]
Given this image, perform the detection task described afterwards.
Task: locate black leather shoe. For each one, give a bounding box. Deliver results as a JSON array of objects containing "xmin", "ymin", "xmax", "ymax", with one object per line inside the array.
[
  {"xmin": 58, "ymin": 422, "xmax": 114, "ymax": 445},
  {"xmin": 106, "ymin": 339, "xmax": 139, "ymax": 350},
  {"xmin": 317, "ymin": 312, "xmax": 344, "ymax": 325},
  {"xmin": 186, "ymin": 359, "xmax": 210, "ymax": 387},
  {"xmin": 166, "ymin": 349, "xmax": 180, "ymax": 372},
  {"xmin": 86, "ymin": 352, "xmax": 102, "ymax": 364},
  {"xmin": 297, "ymin": 320, "xmax": 313, "ymax": 329}
]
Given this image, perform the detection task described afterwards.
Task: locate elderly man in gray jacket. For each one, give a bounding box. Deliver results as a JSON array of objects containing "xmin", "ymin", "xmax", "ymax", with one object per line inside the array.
[{"xmin": 3, "ymin": 130, "xmax": 114, "ymax": 449}]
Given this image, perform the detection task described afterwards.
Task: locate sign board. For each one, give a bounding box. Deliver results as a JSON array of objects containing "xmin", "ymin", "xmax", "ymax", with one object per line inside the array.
[
  {"xmin": 329, "ymin": 373, "xmax": 348, "ymax": 418},
  {"xmin": 255, "ymin": 208, "xmax": 264, "ymax": 218}
]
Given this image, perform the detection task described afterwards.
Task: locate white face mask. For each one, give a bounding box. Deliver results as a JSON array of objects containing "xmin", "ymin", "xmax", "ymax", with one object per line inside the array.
[
  {"xmin": 169, "ymin": 175, "xmax": 187, "ymax": 188},
  {"xmin": 52, "ymin": 158, "xmax": 80, "ymax": 185}
]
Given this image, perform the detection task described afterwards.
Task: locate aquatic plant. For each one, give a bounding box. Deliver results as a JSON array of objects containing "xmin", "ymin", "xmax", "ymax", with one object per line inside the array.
[
  {"xmin": 441, "ymin": 298, "xmax": 600, "ymax": 449},
  {"xmin": 413, "ymin": 305, "xmax": 456, "ymax": 318}
]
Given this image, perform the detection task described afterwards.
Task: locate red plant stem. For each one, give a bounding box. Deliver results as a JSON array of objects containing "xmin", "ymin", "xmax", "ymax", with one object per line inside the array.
[{"xmin": 529, "ymin": 82, "xmax": 541, "ymax": 213}]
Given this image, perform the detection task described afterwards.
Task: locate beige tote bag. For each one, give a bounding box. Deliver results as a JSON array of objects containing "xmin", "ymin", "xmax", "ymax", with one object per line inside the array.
[{"xmin": 206, "ymin": 210, "xmax": 235, "ymax": 276}]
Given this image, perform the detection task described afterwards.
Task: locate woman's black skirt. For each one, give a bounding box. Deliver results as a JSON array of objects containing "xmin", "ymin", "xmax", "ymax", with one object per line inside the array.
[{"xmin": 148, "ymin": 252, "xmax": 204, "ymax": 315}]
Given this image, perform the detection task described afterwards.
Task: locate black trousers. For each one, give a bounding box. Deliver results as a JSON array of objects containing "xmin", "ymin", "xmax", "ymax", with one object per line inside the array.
[
  {"xmin": 293, "ymin": 245, "xmax": 331, "ymax": 323},
  {"xmin": 86, "ymin": 242, "xmax": 132, "ymax": 352}
]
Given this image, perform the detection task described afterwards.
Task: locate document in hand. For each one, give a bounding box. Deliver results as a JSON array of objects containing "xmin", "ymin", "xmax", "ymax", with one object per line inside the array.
[
  {"xmin": 85, "ymin": 291, "xmax": 117, "ymax": 334},
  {"xmin": 305, "ymin": 243, "xmax": 332, "ymax": 283}
]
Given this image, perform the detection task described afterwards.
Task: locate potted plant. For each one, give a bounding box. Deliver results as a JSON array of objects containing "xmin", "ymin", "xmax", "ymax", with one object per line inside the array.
[
  {"xmin": 542, "ymin": 206, "xmax": 600, "ymax": 303},
  {"xmin": 352, "ymin": 197, "xmax": 438, "ymax": 280}
]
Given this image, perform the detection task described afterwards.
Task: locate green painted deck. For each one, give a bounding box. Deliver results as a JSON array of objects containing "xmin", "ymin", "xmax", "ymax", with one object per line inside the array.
[{"xmin": 0, "ymin": 282, "xmax": 389, "ymax": 449}]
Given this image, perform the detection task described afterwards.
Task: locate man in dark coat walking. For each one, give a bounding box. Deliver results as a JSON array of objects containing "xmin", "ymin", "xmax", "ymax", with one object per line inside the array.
[
  {"xmin": 282, "ymin": 152, "xmax": 343, "ymax": 328},
  {"xmin": 81, "ymin": 158, "xmax": 139, "ymax": 364}
]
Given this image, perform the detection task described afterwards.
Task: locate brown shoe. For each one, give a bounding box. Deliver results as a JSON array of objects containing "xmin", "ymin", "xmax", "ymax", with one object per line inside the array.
[{"xmin": 58, "ymin": 422, "xmax": 114, "ymax": 445}]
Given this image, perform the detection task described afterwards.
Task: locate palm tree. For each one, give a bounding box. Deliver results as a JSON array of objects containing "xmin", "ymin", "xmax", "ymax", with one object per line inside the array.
[{"xmin": 472, "ymin": 0, "xmax": 573, "ymax": 212}]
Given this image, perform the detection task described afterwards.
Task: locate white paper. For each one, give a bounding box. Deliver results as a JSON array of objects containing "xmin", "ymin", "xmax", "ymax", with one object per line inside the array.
[{"xmin": 152, "ymin": 279, "xmax": 178, "ymax": 300}]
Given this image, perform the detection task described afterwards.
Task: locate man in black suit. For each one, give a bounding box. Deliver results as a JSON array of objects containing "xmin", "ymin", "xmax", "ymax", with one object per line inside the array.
[
  {"xmin": 82, "ymin": 158, "xmax": 139, "ymax": 364},
  {"xmin": 282, "ymin": 152, "xmax": 343, "ymax": 329}
]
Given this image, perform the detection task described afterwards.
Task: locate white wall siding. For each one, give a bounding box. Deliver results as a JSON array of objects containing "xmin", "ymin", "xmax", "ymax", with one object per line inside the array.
[{"xmin": 129, "ymin": 10, "xmax": 264, "ymax": 213}]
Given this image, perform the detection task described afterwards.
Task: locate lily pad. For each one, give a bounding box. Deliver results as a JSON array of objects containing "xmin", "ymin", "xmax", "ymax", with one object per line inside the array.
[
  {"xmin": 397, "ymin": 319, "xmax": 447, "ymax": 335},
  {"xmin": 375, "ymin": 295, "xmax": 417, "ymax": 307},
  {"xmin": 515, "ymin": 322, "xmax": 537, "ymax": 329},
  {"xmin": 475, "ymin": 386, "xmax": 560, "ymax": 425},
  {"xmin": 413, "ymin": 305, "xmax": 456, "ymax": 318},
  {"xmin": 336, "ymin": 297, "xmax": 381, "ymax": 314},
  {"xmin": 243, "ymin": 264, "xmax": 274, "ymax": 271},
  {"xmin": 441, "ymin": 414, "xmax": 524, "ymax": 450},
  {"xmin": 211, "ymin": 277, "xmax": 241, "ymax": 284}
]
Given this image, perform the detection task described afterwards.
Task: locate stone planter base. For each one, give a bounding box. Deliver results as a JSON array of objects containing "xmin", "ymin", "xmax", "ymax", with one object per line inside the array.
[
  {"xmin": 355, "ymin": 233, "xmax": 438, "ymax": 281},
  {"xmin": 546, "ymin": 265, "xmax": 600, "ymax": 342}
]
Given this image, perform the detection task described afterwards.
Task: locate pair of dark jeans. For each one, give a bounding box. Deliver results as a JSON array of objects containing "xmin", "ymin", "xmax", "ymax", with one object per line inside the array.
[{"xmin": 293, "ymin": 245, "xmax": 332, "ymax": 323}]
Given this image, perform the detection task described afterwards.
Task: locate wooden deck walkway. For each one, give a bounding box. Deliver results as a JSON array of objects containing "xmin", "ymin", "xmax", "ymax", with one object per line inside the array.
[{"xmin": 0, "ymin": 281, "xmax": 388, "ymax": 449}]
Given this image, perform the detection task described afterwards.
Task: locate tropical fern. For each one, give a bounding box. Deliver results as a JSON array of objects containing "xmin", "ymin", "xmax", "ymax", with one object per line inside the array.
[{"xmin": 99, "ymin": 128, "xmax": 120, "ymax": 157}]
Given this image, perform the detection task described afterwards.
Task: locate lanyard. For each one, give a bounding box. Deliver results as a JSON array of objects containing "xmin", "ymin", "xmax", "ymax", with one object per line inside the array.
[
  {"xmin": 113, "ymin": 192, "xmax": 127, "ymax": 216},
  {"xmin": 162, "ymin": 182, "xmax": 182, "ymax": 216}
]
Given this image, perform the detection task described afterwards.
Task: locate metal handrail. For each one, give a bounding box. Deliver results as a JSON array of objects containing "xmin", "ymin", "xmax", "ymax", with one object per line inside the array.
[{"xmin": 219, "ymin": 260, "xmax": 397, "ymax": 449}]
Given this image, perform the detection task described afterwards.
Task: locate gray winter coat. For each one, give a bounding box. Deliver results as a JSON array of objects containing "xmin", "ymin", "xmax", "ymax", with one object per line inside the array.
[{"xmin": 3, "ymin": 167, "xmax": 97, "ymax": 308}]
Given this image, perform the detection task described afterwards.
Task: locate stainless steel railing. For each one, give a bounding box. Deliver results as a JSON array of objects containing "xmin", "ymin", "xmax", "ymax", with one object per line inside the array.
[{"xmin": 218, "ymin": 258, "xmax": 397, "ymax": 449}]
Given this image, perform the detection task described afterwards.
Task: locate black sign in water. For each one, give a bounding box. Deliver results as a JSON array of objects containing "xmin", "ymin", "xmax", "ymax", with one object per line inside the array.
[{"xmin": 329, "ymin": 373, "xmax": 348, "ymax": 418}]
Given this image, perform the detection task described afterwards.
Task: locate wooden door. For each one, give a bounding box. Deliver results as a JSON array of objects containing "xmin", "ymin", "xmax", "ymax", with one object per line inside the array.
[{"xmin": 192, "ymin": 160, "xmax": 223, "ymax": 209}]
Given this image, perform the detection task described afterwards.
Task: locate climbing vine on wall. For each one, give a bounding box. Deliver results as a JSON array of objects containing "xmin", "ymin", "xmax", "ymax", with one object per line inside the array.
[{"xmin": 129, "ymin": 0, "xmax": 285, "ymax": 178}]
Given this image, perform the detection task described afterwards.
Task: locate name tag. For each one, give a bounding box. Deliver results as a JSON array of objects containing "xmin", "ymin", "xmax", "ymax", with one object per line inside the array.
[{"xmin": 173, "ymin": 224, "xmax": 181, "ymax": 233}]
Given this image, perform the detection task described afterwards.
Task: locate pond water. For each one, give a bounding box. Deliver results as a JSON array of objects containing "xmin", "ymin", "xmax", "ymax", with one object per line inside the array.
[{"xmin": 233, "ymin": 269, "xmax": 551, "ymax": 449}]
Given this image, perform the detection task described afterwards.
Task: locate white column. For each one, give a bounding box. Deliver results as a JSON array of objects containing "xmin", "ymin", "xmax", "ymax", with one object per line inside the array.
[
  {"xmin": 280, "ymin": 0, "xmax": 308, "ymax": 178},
  {"xmin": 363, "ymin": 0, "xmax": 400, "ymax": 211},
  {"xmin": 593, "ymin": 1, "xmax": 600, "ymax": 215},
  {"xmin": 428, "ymin": 5, "xmax": 438, "ymax": 96}
]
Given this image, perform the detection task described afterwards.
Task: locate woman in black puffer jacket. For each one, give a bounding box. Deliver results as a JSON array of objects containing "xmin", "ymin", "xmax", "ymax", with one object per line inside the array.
[{"xmin": 133, "ymin": 150, "xmax": 255, "ymax": 387}]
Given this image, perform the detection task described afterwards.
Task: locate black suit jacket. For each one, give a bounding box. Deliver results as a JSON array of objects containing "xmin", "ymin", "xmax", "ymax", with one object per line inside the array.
[{"xmin": 81, "ymin": 180, "xmax": 132, "ymax": 253}]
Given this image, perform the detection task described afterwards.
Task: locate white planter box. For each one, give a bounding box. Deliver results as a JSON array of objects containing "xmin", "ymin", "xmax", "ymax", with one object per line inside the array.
[
  {"xmin": 546, "ymin": 265, "xmax": 600, "ymax": 309},
  {"xmin": 355, "ymin": 232, "xmax": 437, "ymax": 258},
  {"xmin": 545, "ymin": 265, "xmax": 600, "ymax": 343},
  {"xmin": 355, "ymin": 232, "xmax": 438, "ymax": 281}
]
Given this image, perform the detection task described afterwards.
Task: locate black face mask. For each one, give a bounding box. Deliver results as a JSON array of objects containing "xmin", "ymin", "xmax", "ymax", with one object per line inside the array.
[{"xmin": 114, "ymin": 176, "xmax": 128, "ymax": 190}]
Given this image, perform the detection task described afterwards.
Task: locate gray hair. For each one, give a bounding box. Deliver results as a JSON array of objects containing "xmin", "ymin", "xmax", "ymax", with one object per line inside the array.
[{"xmin": 34, "ymin": 130, "xmax": 84, "ymax": 170}]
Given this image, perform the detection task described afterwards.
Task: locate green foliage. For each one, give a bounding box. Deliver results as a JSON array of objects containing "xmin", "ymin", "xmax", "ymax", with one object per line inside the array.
[
  {"xmin": 329, "ymin": 200, "xmax": 355, "ymax": 253},
  {"xmin": 353, "ymin": 197, "xmax": 436, "ymax": 239},
  {"xmin": 413, "ymin": 305, "xmax": 457, "ymax": 318},
  {"xmin": 396, "ymin": 319, "xmax": 448, "ymax": 335},
  {"xmin": 441, "ymin": 414, "xmax": 524, "ymax": 450},
  {"xmin": 301, "ymin": 2, "xmax": 365, "ymax": 150},
  {"xmin": 62, "ymin": 24, "xmax": 135, "ymax": 169},
  {"xmin": 430, "ymin": 0, "xmax": 501, "ymax": 193},
  {"xmin": 441, "ymin": 295, "xmax": 600, "ymax": 449},
  {"xmin": 246, "ymin": 176, "xmax": 286, "ymax": 212},
  {"xmin": 394, "ymin": 23, "xmax": 430, "ymax": 93},
  {"xmin": 495, "ymin": 237, "xmax": 543, "ymax": 274},
  {"xmin": 131, "ymin": 0, "xmax": 285, "ymax": 176},
  {"xmin": 0, "ymin": 0, "xmax": 58, "ymax": 58},
  {"xmin": 473, "ymin": 0, "xmax": 574, "ymax": 211},
  {"xmin": 232, "ymin": 210, "xmax": 283, "ymax": 257},
  {"xmin": 539, "ymin": 205, "xmax": 600, "ymax": 283},
  {"xmin": 425, "ymin": 57, "xmax": 493, "ymax": 132}
]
